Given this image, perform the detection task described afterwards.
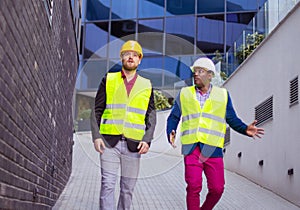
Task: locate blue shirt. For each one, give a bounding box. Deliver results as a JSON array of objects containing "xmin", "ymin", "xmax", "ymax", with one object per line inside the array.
[{"xmin": 166, "ymin": 86, "xmax": 248, "ymax": 157}]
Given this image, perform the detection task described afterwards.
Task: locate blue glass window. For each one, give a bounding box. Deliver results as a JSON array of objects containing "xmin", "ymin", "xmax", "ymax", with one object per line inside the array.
[
  {"xmin": 163, "ymin": 56, "xmax": 193, "ymax": 88},
  {"xmin": 138, "ymin": 0, "xmax": 164, "ymax": 18},
  {"xmin": 138, "ymin": 56, "xmax": 164, "ymax": 88},
  {"xmin": 108, "ymin": 59, "xmax": 122, "ymax": 72},
  {"xmin": 198, "ymin": 0, "xmax": 225, "ymax": 14},
  {"xmin": 165, "ymin": 16, "xmax": 195, "ymax": 55},
  {"xmin": 84, "ymin": 22, "xmax": 109, "ymax": 59},
  {"xmin": 226, "ymin": 20, "xmax": 245, "ymax": 47},
  {"xmin": 258, "ymin": 0, "xmax": 268, "ymax": 9},
  {"xmin": 78, "ymin": 60, "xmax": 108, "ymax": 89},
  {"xmin": 111, "ymin": 0, "xmax": 137, "ymax": 20},
  {"xmin": 110, "ymin": 20, "xmax": 136, "ymax": 40},
  {"xmin": 166, "ymin": 0, "xmax": 195, "ymax": 16},
  {"xmin": 86, "ymin": 0, "xmax": 110, "ymax": 21},
  {"xmin": 197, "ymin": 15, "xmax": 224, "ymax": 54},
  {"xmin": 138, "ymin": 19, "xmax": 163, "ymax": 55},
  {"xmin": 227, "ymin": 0, "xmax": 257, "ymax": 12},
  {"xmin": 164, "ymin": 56, "xmax": 193, "ymax": 78}
]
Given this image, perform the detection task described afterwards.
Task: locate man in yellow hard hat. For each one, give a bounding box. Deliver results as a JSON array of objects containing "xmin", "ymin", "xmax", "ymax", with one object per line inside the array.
[
  {"xmin": 166, "ymin": 57, "xmax": 264, "ymax": 210},
  {"xmin": 93, "ymin": 40, "xmax": 156, "ymax": 210}
]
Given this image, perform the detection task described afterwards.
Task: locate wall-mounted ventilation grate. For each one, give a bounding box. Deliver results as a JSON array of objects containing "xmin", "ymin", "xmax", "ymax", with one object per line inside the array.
[
  {"xmin": 255, "ymin": 96, "xmax": 273, "ymax": 126},
  {"xmin": 290, "ymin": 76, "xmax": 298, "ymax": 106},
  {"xmin": 224, "ymin": 127, "xmax": 230, "ymax": 146}
]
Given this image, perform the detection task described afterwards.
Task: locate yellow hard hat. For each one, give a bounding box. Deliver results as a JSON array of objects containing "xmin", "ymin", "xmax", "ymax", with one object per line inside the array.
[{"xmin": 120, "ymin": 40, "xmax": 143, "ymax": 59}]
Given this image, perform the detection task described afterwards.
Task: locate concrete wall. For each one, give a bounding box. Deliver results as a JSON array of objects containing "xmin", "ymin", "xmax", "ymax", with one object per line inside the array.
[
  {"xmin": 0, "ymin": 0, "xmax": 78, "ymax": 209},
  {"xmin": 223, "ymin": 3, "xmax": 300, "ymax": 207}
]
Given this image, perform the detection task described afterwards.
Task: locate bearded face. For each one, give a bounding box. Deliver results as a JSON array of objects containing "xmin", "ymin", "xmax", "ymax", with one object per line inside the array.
[{"xmin": 121, "ymin": 51, "xmax": 141, "ymax": 71}]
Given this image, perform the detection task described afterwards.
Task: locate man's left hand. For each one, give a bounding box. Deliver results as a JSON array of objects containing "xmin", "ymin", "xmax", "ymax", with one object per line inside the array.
[{"xmin": 246, "ymin": 120, "xmax": 265, "ymax": 139}]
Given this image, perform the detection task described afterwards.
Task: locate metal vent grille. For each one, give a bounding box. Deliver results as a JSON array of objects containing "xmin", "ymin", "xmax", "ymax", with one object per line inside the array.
[
  {"xmin": 224, "ymin": 127, "xmax": 230, "ymax": 146},
  {"xmin": 290, "ymin": 76, "xmax": 299, "ymax": 106},
  {"xmin": 255, "ymin": 96, "xmax": 273, "ymax": 126}
]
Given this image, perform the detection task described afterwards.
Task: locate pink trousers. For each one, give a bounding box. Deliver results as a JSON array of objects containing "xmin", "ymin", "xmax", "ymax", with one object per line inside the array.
[{"xmin": 184, "ymin": 146, "xmax": 225, "ymax": 210}]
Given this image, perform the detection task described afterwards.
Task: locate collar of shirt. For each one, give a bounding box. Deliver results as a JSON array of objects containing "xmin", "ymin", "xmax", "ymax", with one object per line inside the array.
[
  {"xmin": 196, "ymin": 84, "xmax": 212, "ymax": 96},
  {"xmin": 121, "ymin": 70, "xmax": 138, "ymax": 96},
  {"xmin": 195, "ymin": 84, "xmax": 212, "ymax": 108}
]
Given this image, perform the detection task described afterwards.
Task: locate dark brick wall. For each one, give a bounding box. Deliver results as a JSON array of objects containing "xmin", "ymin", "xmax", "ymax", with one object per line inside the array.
[{"xmin": 0, "ymin": 0, "xmax": 78, "ymax": 209}]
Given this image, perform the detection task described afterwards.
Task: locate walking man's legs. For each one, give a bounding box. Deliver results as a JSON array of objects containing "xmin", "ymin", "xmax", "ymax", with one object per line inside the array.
[{"xmin": 184, "ymin": 146, "xmax": 225, "ymax": 210}]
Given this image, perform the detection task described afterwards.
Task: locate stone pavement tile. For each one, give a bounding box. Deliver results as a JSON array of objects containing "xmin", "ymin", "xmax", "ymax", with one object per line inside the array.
[{"xmin": 53, "ymin": 132, "xmax": 300, "ymax": 210}]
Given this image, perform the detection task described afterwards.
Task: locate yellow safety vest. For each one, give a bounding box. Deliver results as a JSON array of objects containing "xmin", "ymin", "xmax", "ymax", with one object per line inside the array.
[
  {"xmin": 180, "ymin": 86, "xmax": 228, "ymax": 148},
  {"xmin": 100, "ymin": 72, "xmax": 152, "ymax": 140}
]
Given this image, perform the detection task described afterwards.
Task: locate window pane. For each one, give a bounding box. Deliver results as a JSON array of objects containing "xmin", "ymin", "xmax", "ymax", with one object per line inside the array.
[
  {"xmin": 111, "ymin": 20, "xmax": 136, "ymax": 40},
  {"xmin": 197, "ymin": 15, "xmax": 224, "ymax": 54},
  {"xmin": 226, "ymin": 12, "xmax": 256, "ymax": 46},
  {"xmin": 259, "ymin": 0, "xmax": 268, "ymax": 9},
  {"xmin": 78, "ymin": 60, "xmax": 107, "ymax": 90},
  {"xmin": 108, "ymin": 59, "xmax": 122, "ymax": 72},
  {"xmin": 198, "ymin": 0, "xmax": 224, "ymax": 14},
  {"xmin": 84, "ymin": 22, "xmax": 108, "ymax": 59},
  {"xmin": 165, "ymin": 16, "xmax": 195, "ymax": 55},
  {"xmin": 227, "ymin": 0, "xmax": 257, "ymax": 12},
  {"xmin": 138, "ymin": 19, "xmax": 163, "ymax": 55},
  {"xmin": 227, "ymin": 12, "xmax": 255, "ymax": 24},
  {"xmin": 86, "ymin": 0, "xmax": 110, "ymax": 21},
  {"xmin": 111, "ymin": 0, "xmax": 137, "ymax": 19},
  {"xmin": 138, "ymin": 0, "xmax": 164, "ymax": 18},
  {"xmin": 166, "ymin": 0, "xmax": 195, "ymax": 16},
  {"xmin": 138, "ymin": 56, "xmax": 164, "ymax": 88},
  {"xmin": 164, "ymin": 56, "xmax": 193, "ymax": 81}
]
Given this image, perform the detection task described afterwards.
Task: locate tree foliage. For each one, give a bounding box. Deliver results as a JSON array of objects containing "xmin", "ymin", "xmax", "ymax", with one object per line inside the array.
[
  {"xmin": 154, "ymin": 90, "xmax": 173, "ymax": 111},
  {"xmin": 236, "ymin": 32, "xmax": 265, "ymax": 64}
]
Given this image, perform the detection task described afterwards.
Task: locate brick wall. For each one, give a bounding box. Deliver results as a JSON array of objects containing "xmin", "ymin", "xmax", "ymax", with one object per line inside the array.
[{"xmin": 0, "ymin": 0, "xmax": 78, "ymax": 209}]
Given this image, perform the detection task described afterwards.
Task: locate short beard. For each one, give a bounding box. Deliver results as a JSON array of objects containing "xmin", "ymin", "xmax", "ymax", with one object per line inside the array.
[{"xmin": 123, "ymin": 65, "xmax": 137, "ymax": 71}]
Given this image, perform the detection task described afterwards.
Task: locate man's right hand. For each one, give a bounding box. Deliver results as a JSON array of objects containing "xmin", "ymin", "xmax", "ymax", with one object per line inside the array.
[
  {"xmin": 94, "ymin": 138, "xmax": 106, "ymax": 154},
  {"xmin": 169, "ymin": 130, "xmax": 176, "ymax": 148}
]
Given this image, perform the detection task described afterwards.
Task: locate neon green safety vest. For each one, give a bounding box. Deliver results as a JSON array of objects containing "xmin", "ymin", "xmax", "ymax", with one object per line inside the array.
[
  {"xmin": 100, "ymin": 72, "xmax": 152, "ymax": 140},
  {"xmin": 180, "ymin": 86, "xmax": 228, "ymax": 148}
]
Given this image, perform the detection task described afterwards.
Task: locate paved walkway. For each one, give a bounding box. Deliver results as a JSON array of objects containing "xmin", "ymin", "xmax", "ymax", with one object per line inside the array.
[{"xmin": 53, "ymin": 132, "xmax": 300, "ymax": 210}]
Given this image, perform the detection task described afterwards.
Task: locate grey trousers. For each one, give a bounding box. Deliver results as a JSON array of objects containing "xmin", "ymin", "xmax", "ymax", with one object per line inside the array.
[{"xmin": 100, "ymin": 140, "xmax": 141, "ymax": 210}]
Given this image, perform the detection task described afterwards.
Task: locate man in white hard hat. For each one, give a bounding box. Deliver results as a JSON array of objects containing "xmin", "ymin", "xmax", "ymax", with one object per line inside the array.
[{"xmin": 166, "ymin": 57, "xmax": 264, "ymax": 210}]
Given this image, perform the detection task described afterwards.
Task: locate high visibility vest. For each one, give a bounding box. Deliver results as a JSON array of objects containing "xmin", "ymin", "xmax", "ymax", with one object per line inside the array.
[
  {"xmin": 100, "ymin": 72, "xmax": 152, "ymax": 140},
  {"xmin": 180, "ymin": 86, "xmax": 228, "ymax": 148}
]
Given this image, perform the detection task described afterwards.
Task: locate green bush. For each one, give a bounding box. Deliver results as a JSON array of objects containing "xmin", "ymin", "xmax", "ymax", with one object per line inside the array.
[
  {"xmin": 77, "ymin": 108, "xmax": 92, "ymax": 120},
  {"xmin": 154, "ymin": 90, "xmax": 172, "ymax": 111}
]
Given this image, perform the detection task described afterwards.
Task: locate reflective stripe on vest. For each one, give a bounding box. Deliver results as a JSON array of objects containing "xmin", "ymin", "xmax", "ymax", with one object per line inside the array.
[
  {"xmin": 100, "ymin": 72, "xmax": 152, "ymax": 140},
  {"xmin": 180, "ymin": 86, "xmax": 227, "ymax": 148}
]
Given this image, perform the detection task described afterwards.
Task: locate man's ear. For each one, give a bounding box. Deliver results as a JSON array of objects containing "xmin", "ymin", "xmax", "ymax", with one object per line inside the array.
[
  {"xmin": 207, "ymin": 72, "xmax": 214, "ymax": 82},
  {"xmin": 208, "ymin": 71, "xmax": 215, "ymax": 77}
]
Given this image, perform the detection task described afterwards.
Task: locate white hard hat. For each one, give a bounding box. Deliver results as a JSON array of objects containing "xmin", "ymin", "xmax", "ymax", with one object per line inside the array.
[{"xmin": 190, "ymin": 57, "xmax": 216, "ymax": 75}]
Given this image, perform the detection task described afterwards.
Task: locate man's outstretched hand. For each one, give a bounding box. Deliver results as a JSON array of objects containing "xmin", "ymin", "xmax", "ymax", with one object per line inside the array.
[{"xmin": 246, "ymin": 120, "xmax": 265, "ymax": 139}]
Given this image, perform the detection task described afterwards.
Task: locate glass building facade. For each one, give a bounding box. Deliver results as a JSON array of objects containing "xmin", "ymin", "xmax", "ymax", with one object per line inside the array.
[
  {"xmin": 74, "ymin": 0, "xmax": 269, "ymax": 130},
  {"xmin": 77, "ymin": 0, "xmax": 268, "ymax": 92}
]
